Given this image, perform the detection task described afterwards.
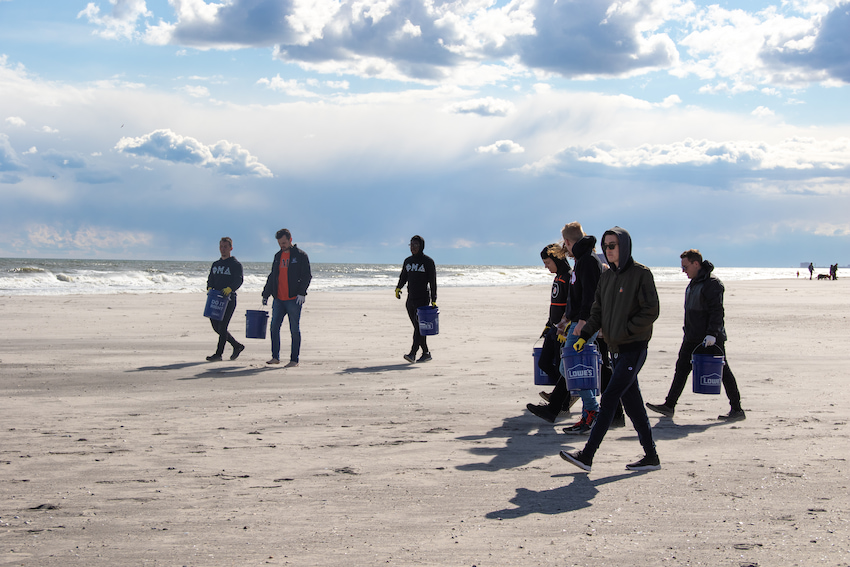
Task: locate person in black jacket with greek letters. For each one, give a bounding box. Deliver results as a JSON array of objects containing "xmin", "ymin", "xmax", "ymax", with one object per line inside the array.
[
  {"xmin": 646, "ymin": 249, "xmax": 745, "ymax": 421},
  {"xmin": 206, "ymin": 237, "xmax": 244, "ymax": 362},
  {"xmin": 395, "ymin": 235, "xmax": 437, "ymax": 363}
]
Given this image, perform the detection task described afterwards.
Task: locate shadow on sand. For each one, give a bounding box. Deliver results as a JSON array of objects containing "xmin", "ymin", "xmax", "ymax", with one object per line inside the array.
[
  {"xmin": 179, "ymin": 365, "xmax": 280, "ymax": 380},
  {"xmin": 337, "ymin": 363, "xmax": 417, "ymax": 374}
]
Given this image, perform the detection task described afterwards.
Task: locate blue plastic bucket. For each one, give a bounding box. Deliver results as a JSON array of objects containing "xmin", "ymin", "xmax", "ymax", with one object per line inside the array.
[
  {"xmin": 417, "ymin": 305, "xmax": 439, "ymax": 335},
  {"xmin": 561, "ymin": 344, "xmax": 601, "ymax": 391},
  {"xmin": 692, "ymin": 353, "xmax": 724, "ymax": 394},
  {"xmin": 533, "ymin": 347, "xmax": 557, "ymax": 385},
  {"xmin": 245, "ymin": 309, "xmax": 269, "ymax": 339},
  {"xmin": 203, "ymin": 289, "xmax": 229, "ymax": 321}
]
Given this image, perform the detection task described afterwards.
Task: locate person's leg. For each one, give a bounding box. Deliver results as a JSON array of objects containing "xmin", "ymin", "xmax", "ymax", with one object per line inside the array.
[
  {"xmin": 596, "ymin": 336, "xmax": 623, "ymax": 422},
  {"xmin": 582, "ymin": 349, "xmax": 647, "ymax": 462},
  {"xmin": 269, "ymin": 298, "xmax": 286, "ymax": 360},
  {"xmin": 618, "ymin": 356, "xmax": 658, "ymax": 459},
  {"xmin": 664, "ymin": 340, "xmax": 698, "ymax": 409},
  {"xmin": 283, "ymin": 299, "xmax": 302, "ymax": 363},
  {"xmin": 405, "ymin": 299, "xmax": 422, "ymax": 355},
  {"xmin": 214, "ymin": 298, "xmax": 237, "ymax": 355},
  {"xmin": 718, "ymin": 341, "xmax": 742, "ymax": 411},
  {"xmin": 538, "ymin": 334, "xmax": 560, "ymax": 383}
]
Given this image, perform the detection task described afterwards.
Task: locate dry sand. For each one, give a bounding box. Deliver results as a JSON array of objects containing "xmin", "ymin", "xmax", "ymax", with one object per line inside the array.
[{"xmin": 1, "ymin": 278, "xmax": 848, "ymax": 566}]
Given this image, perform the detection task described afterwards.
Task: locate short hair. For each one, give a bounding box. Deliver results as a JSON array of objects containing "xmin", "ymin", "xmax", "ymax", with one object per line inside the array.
[
  {"xmin": 561, "ymin": 222, "xmax": 585, "ymax": 243},
  {"xmin": 275, "ymin": 228, "xmax": 291, "ymax": 240},
  {"xmin": 680, "ymin": 249, "xmax": 703, "ymax": 263},
  {"xmin": 220, "ymin": 237, "xmax": 233, "ymax": 247}
]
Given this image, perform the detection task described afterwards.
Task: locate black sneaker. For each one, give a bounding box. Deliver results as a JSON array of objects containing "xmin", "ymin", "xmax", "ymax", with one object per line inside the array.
[
  {"xmin": 646, "ymin": 402, "xmax": 674, "ymax": 417},
  {"xmin": 539, "ymin": 391, "xmax": 551, "ymax": 402},
  {"xmin": 417, "ymin": 352, "xmax": 432, "ymax": 363},
  {"xmin": 526, "ymin": 403, "xmax": 558, "ymax": 423},
  {"xmin": 230, "ymin": 343, "xmax": 245, "ymax": 361},
  {"xmin": 625, "ymin": 454, "xmax": 661, "ymax": 471},
  {"xmin": 718, "ymin": 409, "xmax": 746, "ymax": 421},
  {"xmin": 206, "ymin": 354, "xmax": 222, "ymax": 362},
  {"xmin": 564, "ymin": 410, "xmax": 596, "ymax": 435},
  {"xmin": 403, "ymin": 353, "xmax": 416, "ymax": 363},
  {"xmin": 560, "ymin": 450, "xmax": 592, "ymax": 472}
]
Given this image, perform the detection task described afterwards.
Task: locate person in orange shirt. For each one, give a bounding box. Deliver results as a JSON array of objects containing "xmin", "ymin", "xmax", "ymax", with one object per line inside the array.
[{"xmin": 262, "ymin": 228, "xmax": 312, "ymax": 367}]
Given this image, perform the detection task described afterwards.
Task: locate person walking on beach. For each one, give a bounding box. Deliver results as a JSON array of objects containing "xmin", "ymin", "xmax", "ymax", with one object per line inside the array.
[
  {"xmin": 395, "ymin": 235, "xmax": 437, "ymax": 363},
  {"xmin": 560, "ymin": 227, "xmax": 661, "ymax": 472},
  {"xmin": 206, "ymin": 237, "xmax": 244, "ymax": 362},
  {"xmin": 527, "ymin": 222, "xmax": 606, "ymax": 430},
  {"xmin": 808, "ymin": 263, "xmax": 814, "ymax": 280},
  {"xmin": 262, "ymin": 228, "xmax": 312, "ymax": 367},
  {"xmin": 536, "ymin": 243, "xmax": 571, "ymax": 387},
  {"xmin": 646, "ymin": 250, "xmax": 745, "ymax": 421}
]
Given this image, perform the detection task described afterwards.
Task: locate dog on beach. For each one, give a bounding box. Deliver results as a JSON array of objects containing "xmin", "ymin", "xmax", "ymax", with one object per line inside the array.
[{"xmin": 817, "ymin": 273, "xmax": 831, "ymax": 280}]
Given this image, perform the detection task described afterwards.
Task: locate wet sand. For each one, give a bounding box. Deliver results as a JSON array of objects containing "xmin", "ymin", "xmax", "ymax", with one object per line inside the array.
[{"xmin": 1, "ymin": 278, "xmax": 848, "ymax": 566}]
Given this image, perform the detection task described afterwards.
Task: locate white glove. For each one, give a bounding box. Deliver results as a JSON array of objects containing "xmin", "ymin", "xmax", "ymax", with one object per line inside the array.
[
  {"xmin": 703, "ymin": 335, "xmax": 716, "ymax": 347},
  {"xmin": 296, "ymin": 295, "xmax": 306, "ymax": 305}
]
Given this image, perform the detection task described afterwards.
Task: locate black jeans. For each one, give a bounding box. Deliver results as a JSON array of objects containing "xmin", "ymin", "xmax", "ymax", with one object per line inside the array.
[
  {"xmin": 538, "ymin": 332, "xmax": 561, "ymax": 384},
  {"xmin": 664, "ymin": 340, "xmax": 742, "ymax": 411},
  {"xmin": 210, "ymin": 295, "xmax": 240, "ymax": 356},
  {"xmin": 406, "ymin": 297, "xmax": 430, "ymax": 354},
  {"xmin": 583, "ymin": 348, "xmax": 656, "ymax": 462}
]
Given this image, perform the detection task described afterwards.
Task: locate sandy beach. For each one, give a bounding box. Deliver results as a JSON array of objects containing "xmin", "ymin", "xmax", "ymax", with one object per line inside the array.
[{"xmin": 1, "ymin": 278, "xmax": 848, "ymax": 566}]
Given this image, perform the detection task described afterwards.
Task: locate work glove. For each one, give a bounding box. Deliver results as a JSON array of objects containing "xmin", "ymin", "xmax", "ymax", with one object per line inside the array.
[
  {"xmin": 703, "ymin": 335, "xmax": 716, "ymax": 347},
  {"xmin": 573, "ymin": 338, "xmax": 587, "ymax": 352},
  {"xmin": 262, "ymin": 296, "xmax": 268, "ymax": 306},
  {"xmin": 296, "ymin": 295, "xmax": 306, "ymax": 305},
  {"xmin": 431, "ymin": 301, "xmax": 437, "ymax": 307},
  {"xmin": 222, "ymin": 287, "xmax": 232, "ymax": 296},
  {"xmin": 395, "ymin": 287, "xmax": 402, "ymax": 299},
  {"xmin": 540, "ymin": 325, "xmax": 551, "ymax": 339},
  {"xmin": 556, "ymin": 333, "xmax": 567, "ymax": 344}
]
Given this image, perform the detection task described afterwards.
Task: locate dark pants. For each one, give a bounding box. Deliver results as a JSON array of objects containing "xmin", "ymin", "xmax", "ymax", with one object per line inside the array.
[
  {"xmin": 538, "ymin": 332, "xmax": 561, "ymax": 384},
  {"xmin": 406, "ymin": 297, "xmax": 430, "ymax": 354},
  {"xmin": 664, "ymin": 340, "xmax": 742, "ymax": 411},
  {"xmin": 583, "ymin": 348, "xmax": 656, "ymax": 462},
  {"xmin": 210, "ymin": 296, "xmax": 240, "ymax": 356}
]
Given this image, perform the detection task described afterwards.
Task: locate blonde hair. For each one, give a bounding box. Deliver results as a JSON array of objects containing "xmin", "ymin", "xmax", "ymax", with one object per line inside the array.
[
  {"xmin": 546, "ymin": 243, "xmax": 566, "ymax": 260},
  {"xmin": 561, "ymin": 222, "xmax": 585, "ymax": 243}
]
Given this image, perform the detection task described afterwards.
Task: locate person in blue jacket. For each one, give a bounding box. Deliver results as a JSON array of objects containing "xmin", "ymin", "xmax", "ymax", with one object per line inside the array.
[
  {"xmin": 206, "ymin": 237, "xmax": 244, "ymax": 362},
  {"xmin": 395, "ymin": 235, "xmax": 437, "ymax": 363}
]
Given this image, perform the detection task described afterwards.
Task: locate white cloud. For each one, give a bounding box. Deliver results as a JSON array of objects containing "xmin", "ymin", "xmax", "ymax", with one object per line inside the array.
[
  {"xmin": 5, "ymin": 116, "xmax": 26, "ymax": 127},
  {"xmin": 41, "ymin": 126, "xmax": 59, "ymax": 134},
  {"xmin": 27, "ymin": 224, "xmax": 153, "ymax": 250},
  {"xmin": 0, "ymin": 133, "xmax": 25, "ymax": 171},
  {"xmin": 180, "ymin": 85, "xmax": 211, "ymax": 98},
  {"xmin": 476, "ymin": 139, "xmax": 524, "ymax": 154},
  {"xmin": 115, "ymin": 128, "xmax": 273, "ymax": 178},
  {"xmin": 24, "ymin": 147, "xmax": 38, "ymax": 155},
  {"xmin": 257, "ymin": 75, "xmax": 320, "ymax": 98},
  {"xmin": 78, "ymin": 0, "xmax": 152, "ymax": 40},
  {"xmin": 751, "ymin": 105, "xmax": 775, "ymax": 118},
  {"xmin": 445, "ymin": 97, "xmax": 515, "ymax": 117}
]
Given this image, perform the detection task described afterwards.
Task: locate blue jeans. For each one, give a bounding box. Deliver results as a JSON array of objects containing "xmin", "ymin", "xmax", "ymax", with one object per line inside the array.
[
  {"xmin": 583, "ymin": 348, "xmax": 657, "ymax": 462},
  {"xmin": 560, "ymin": 322, "xmax": 600, "ymax": 415},
  {"xmin": 271, "ymin": 298, "xmax": 302, "ymax": 362}
]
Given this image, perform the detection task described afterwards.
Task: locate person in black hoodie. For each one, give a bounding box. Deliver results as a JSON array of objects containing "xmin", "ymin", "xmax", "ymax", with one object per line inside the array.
[
  {"xmin": 262, "ymin": 228, "xmax": 312, "ymax": 367},
  {"xmin": 560, "ymin": 227, "xmax": 661, "ymax": 473},
  {"xmin": 646, "ymin": 249, "xmax": 745, "ymax": 421},
  {"xmin": 537, "ymin": 243, "xmax": 571, "ymax": 385},
  {"xmin": 395, "ymin": 235, "xmax": 437, "ymax": 363},
  {"xmin": 206, "ymin": 237, "xmax": 244, "ymax": 362}
]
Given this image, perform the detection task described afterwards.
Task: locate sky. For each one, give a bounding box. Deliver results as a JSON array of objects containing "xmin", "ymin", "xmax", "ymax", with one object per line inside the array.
[{"xmin": 1, "ymin": 0, "xmax": 849, "ymax": 267}]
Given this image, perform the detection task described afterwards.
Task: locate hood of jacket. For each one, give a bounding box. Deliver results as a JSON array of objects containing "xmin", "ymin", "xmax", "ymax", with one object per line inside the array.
[
  {"xmin": 411, "ymin": 235, "xmax": 425, "ymax": 252},
  {"xmin": 570, "ymin": 234, "xmax": 597, "ymax": 260},
  {"xmin": 696, "ymin": 259, "xmax": 716, "ymax": 282},
  {"xmin": 602, "ymin": 226, "xmax": 634, "ymax": 274}
]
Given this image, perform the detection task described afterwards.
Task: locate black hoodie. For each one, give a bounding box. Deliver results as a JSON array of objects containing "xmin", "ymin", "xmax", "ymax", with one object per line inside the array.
[
  {"xmin": 397, "ymin": 236, "xmax": 437, "ymax": 302},
  {"xmin": 566, "ymin": 234, "xmax": 604, "ymax": 323},
  {"xmin": 581, "ymin": 227, "xmax": 659, "ymax": 352},
  {"xmin": 683, "ymin": 259, "xmax": 727, "ymax": 343}
]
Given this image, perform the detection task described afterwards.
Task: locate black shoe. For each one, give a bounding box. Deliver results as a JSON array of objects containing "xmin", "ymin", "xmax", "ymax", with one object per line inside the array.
[
  {"xmin": 539, "ymin": 391, "xmax": 551, "ymax": 403},
  {"xmin": 718, "ymin": 409, "xmax": 746, "ymax": 421},
  {"xmin": 206, "ymin": 354, "xmax": 222, "ymax": 362},
  {"xmin": 563, "ymin": 410, "xmax": 596, "ymax": 435},
  {"xmin": 230, "ymin": 343, "xmax": 245, "ymax": 361},
  {"xmin": 560, "ymin": 450, "xmax": 592, "ymax": 472},
  {"xmin": 646, "ymin": 402, "xmax": 674, "ymax": 417},
  {"xmin": 626, "ymin": 454, "xmax": 661, "ymax": 471},
  {"xmin": 526, "ymin": 403, "xmax": 558, "ymax": 423},
  {"xmin": 611, "ymin": 414, "xmax": 626, "ymax": 428},
  {"xmin": 417, "ymin": 352, "xmax": 432, "ymax": 363},
  {"xmin": 403, "ymin": 353, "xmax": 416, "ymax": 363}
]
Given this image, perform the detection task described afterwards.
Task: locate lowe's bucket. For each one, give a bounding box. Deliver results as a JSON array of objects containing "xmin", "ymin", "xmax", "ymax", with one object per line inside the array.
[
  {"xmin": 533, "ymin": 347, "xmax": 557, "ymax": 386},
  {"xmin": 561, "ymin": 344, "xmax": 601, "ymax": 391},
  {"xmin": 203, "ymin": 289, "xmax": 229, "ymax": 321},
  {"xmin": 692, "ymin": 345, "xmax": 724, "ymax": 395},
  {"xmin": 245, "ymin": 309, "xmax": 269, "ymax": 339},
  {"xmin": 417, "ymin": 305, "xmax": 439, "ymax": 336}
]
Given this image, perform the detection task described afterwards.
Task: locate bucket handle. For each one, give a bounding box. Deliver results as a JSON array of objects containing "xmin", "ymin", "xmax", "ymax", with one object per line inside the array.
[{"xmin": 691, "ymin": 343, "xmax": 724, "ymax": 356}]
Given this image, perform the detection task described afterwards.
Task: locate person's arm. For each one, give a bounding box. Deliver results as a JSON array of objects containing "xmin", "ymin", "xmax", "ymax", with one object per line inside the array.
[
  {"xmin": 626, "ymin": 270, "xmax": 660, "ymax": 335},
  {"xmin": 231, "ymin": 260, "xmax": 243, "ymax": 292},
  {"xmin": 702, "ymin": 278, "xmax": 725, "ymax": 339},
  {"xmin": 428, "ymin": 257, "xmax": 437, "ymax": 303}
]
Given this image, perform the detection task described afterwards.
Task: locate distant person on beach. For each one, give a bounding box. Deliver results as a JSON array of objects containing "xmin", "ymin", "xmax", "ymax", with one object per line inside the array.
[
  {"xmin": 262, "ymin": 229, "xmax": 312, "ymax": 367},
  {"xmin": 646, "ymin": 250, "xmax": 745, "ymax": 422},
  {"xmin": 395, "ymin": 235, "xmax": 437, "ymax": 363},
  {"xmin": 808, "ymin": 263, "xmax": 814, "ymax": 280},
  {"xmin": 831, "ymin": 264, "xmax": 838, "ymax": 280},
  {"xmin": 560, "ymin": 227, "xmax": 661, "ymax": 472},
  {"xmin": 206, "ymin": 237, "xmax": 244, "ymax": 362},
  {"xmin": 536, "ymin": 243, "xmax": 571, "ymax": 388}
]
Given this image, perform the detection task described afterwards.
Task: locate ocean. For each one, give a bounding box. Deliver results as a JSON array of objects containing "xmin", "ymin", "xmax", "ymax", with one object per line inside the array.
[{"xmin": 0, "ymin": 258, "xmax": 799, "ymax": 296}]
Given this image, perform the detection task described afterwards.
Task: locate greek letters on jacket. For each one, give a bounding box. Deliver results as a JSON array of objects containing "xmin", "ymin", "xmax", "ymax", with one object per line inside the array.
[
  {"xmin": 207, "ymin": 257, "xmax": 244, "ymax": 297},
  {"xmin": 397, "ymin": 254, "xmax": 437, "ymax": 302}
]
